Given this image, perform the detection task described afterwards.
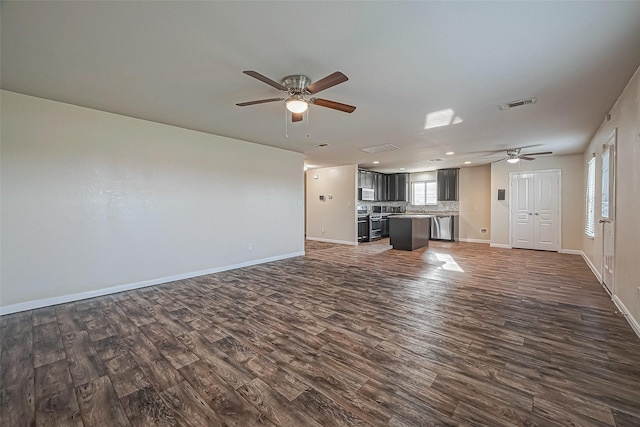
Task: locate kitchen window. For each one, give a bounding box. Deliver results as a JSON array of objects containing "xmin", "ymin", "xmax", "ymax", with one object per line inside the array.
[
  {"xmin": 412, "ymin": 181, "xmax": 437, "ymax": 205},
  {"xmin": 585, "ymin": 156, "xmax": 595, "ymax": 237}
]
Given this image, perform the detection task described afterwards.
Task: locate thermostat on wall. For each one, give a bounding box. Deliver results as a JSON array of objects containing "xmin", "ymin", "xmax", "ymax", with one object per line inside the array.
[{"xmin": 498, "ymin": 189, "xmax": 506, "ymax": 200}]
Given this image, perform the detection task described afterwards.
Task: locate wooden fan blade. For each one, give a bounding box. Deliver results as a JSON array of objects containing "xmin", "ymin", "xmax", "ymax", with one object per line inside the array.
[
  {"xmin": 311, "ymin": 98, "xmax": 356, "ymax": 113},
  {"xmin": 305, "ymin": 72, "xmax": 348, "ymax": 94},
  {"xmin": 236, "ymin": 98, "xmax": 284, "ymax": 107},
  {"xmin": 523, "ymin": 151, "xmax": 552, "ymax": 157},
  {"xmin": 520, "ymin": 156, "xmax": 536, "ymax": 161},
  {"xmin": 292, "ymin": 112, "xmax": 303, "ymax": 122},
  {"xmin": 242, "ymin": 71, "xmax": 288, "ymax": 91}
]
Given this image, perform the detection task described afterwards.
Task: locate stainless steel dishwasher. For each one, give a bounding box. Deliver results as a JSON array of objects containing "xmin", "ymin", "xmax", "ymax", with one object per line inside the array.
[{"xmin": 430, "ymin": 215, "xmax": 457, "ymax": 241}]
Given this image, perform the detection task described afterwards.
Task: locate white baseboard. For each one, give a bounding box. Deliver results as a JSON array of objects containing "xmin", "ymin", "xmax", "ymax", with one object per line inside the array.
[
  {"xmin": 558, "ymin": 249, "xmax": 582, "ymax": 255},
  {"xmin": 579, "ymin": 251, "xmax": 602, "ymax": 283},
  {"xmin": 0, "ymin": 251, "xmax": 304, "ymax": 316},
  {"xmin": 306, "ymin": 237, "xmax": 358, "ymax": 246},
  {"xmin": 458, "ymin": 238, "xmax": 490, "ymax": 244},
  {"xmin": 489, "ymin": 243, "xmax": 511, "ymax": 249},
  {"xmin": 612, "ymin": 295, "xmax": 640, "ymax": 340}
]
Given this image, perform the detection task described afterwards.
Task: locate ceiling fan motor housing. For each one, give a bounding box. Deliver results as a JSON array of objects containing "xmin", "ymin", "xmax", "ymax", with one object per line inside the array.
[
  {"xmin": 507, "ymin": 148, "xmax": 521, "ymax": 158},
  {"xmin": 282, "ymin": 75, "xmax": 311, "ymax": 94}
]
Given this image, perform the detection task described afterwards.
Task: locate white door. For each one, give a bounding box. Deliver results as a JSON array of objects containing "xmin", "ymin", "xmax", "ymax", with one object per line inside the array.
[
  {"xmin": 510, "ymin": 170, "xmax": 560, "ymax": 251},
  {"xmin": 511, "ymin": 173, "xmax": 535, "ymax": 248},
  {"xmin": 600, "ymin": 130, "xmax": 616, "ymax": 293}
]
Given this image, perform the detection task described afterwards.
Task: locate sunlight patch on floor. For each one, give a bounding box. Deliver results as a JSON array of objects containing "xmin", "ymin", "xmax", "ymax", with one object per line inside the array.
[{"xmin": 434, "ymin": 252, "xmax": 464, "ymax": 272}]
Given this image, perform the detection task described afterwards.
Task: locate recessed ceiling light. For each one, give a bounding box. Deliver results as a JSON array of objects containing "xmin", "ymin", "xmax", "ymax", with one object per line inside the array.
[
  {"xmin": 399, "ymin": 168, "xmax": 406, "ymax": 171},
  {"xmin": 446, "ymin": 151, "xmax": 454, "ymax": 155},
  {"xmin": 464, "ymin": 161, "xmax": 471, "ymax": 165},
  {"xmin": 373, "ymin": 161, "xmax": 380, "ymax": 164}
]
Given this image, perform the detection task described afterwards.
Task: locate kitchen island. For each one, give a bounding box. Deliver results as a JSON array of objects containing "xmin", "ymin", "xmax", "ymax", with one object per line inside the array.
[{"xmin": 389, "ymin": 215, "xmax": 433, "ymax": 251}]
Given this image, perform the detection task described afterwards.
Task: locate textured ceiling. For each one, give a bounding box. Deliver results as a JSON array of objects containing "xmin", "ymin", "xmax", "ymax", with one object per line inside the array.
[{"xmin": 3, "ymin": 1, "xmax": 640, "ymax": 172}]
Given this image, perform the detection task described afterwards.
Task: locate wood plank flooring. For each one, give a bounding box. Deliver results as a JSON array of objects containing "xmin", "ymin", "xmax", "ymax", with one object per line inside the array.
[{"xmin": 2, "ymin": 239, "xmax": 640, "ymax": 426}]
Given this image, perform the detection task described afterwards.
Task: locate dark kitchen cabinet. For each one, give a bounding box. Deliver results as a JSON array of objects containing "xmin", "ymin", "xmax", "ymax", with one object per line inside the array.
[
  {"xmin": 396, "ymin": 173, "xmax": 409, "ymax": 202},
  {"xmin": 374, "ymin": 172, "xmax": 386, "ymax": 201},
  {"xmin": 437, "ymin": 168, "xmax": 459, "ymax": 201},
  {"xmin": 358, "ymin": 170, "xmax": 408, "ymax": 202},
  {"xmin": 381, "ymin": 216, "xmax": 390, "ymax": 237},
  {"xmin": 358, "ymin": 170, "xmax": 374, "ymax": 189},
  {"xmin": 386, "ymin": 173, "xmax": 409, "ymax": 202}
]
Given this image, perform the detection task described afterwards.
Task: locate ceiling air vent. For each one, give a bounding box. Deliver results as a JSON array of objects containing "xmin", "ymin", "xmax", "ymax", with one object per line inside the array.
[
  {"xmin": 360, "ymin": 144, "xmax": 400, "ymax": 154},
  {"xmin": 498, "ymin": 97, "xmax": 537, "ymax": 111}
]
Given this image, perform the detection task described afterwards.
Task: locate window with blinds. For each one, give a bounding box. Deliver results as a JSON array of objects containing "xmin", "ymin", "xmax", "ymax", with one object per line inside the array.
[{"xmin": 585, "ymin": 157, "xmax": 596, "ymax": 237}]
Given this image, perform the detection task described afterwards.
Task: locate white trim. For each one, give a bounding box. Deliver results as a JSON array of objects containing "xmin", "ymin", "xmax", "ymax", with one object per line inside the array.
[
  {"xmin": 612, "ymin": 295, "xmax": 640, "ymax": 340},
  {"xmin": 0, "ymin": 252, "xmax": 304, "ymax": 315},
  {"xmin": 558, "ymin": 249, "xmax": 582, "ymax": 255},
  {"xmin": 490, "ymin": 243, "xmax": 511, "ymax": 249},
  {"xmin": 580, "ymin": 251, "xmax": 602, "ymax": 283},
  {"xmin": 458, "ymin": 238, "xmax": 490, "ymax": 244},
  {"xmin": 306, "ymin": 237, "xmax": 358, "ymax": 246}
]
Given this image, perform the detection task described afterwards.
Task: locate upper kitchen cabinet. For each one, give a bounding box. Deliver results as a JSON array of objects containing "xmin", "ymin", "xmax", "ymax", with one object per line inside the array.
[
  {"xmin": 437, "ymin": 168, "xmax": 459, "ymax": 201},
  {"xmin": 358, "ymin": 170, "xmax": 409, "ymax": 202},
  {"xmin": 387, "ymin": 173, "xmax": 409, "ymax": 202},
  {"xmin": 358, "ymin": 170, "xmax": 374, "ymax": 189},
  {"xmin": 374, "ymin": 173, "xmax": 387, "ymax": 201}
]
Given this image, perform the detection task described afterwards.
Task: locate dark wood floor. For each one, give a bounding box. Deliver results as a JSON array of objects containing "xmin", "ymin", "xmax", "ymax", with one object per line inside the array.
[{"xmin": 2, "ymin": 239, "xmax": 640, "ymax": 426}]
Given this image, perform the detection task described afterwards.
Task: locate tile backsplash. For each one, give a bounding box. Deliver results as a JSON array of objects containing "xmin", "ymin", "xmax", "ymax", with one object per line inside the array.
[
  {"xmin": 358, "ymin": 201, "xmax": 459, "ymax": 213},
  {"xmin": 407, "ymin": 201, "xmax": 459, "ymax": 213}
]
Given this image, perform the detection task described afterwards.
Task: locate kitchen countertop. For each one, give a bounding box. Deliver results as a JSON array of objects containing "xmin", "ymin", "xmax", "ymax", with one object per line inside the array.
[
  {"xmin": 388, "ymin": 212, "xmax": 459, "ymax": 217},
  {"xmin": 388, "ymin": 214, "xmax": 435, "ymax": 219}
]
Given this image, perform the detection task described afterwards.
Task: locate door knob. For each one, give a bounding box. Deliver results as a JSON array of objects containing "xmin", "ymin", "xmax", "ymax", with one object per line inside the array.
[
  {"xmin": 528, "ymin": 213, "xmax": 532, "ymax": 216},
  {"xmin": 535, "ymin": 213, "xmax": 539, "ymax": 216},
  {"xmin": 599, "ymin": 219, "xmax": 610, "ymax": 223}
]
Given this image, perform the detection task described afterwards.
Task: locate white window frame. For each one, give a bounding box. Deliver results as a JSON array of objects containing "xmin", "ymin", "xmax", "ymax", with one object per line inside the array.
[
  {"xmin": 585, "ymin": 157, "xmax": 596, "ymax": 238},
  {"xmin": 412, "ymin": 181, "xmax": 437, "ymax": 206}
]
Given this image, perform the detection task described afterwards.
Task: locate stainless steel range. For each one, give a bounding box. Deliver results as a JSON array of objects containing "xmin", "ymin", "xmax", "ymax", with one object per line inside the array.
[
  {"xmin": 357, "ymin": 205, "xmax": 369, "ymax": 242},
  {"xmin": 369, "ymin": 213, "xmax": 383, "ymax": 241}
]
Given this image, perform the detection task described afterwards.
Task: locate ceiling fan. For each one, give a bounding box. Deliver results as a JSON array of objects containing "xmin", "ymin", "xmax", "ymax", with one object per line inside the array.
[
  {"xmin": 478, "ymin": 147, "xmax": 553, "ymax": 163},
  {"xmin": 236, "ymin": 70, "xmax": 356, "ymax": 122},
  {"xmin": 500, "ymin": 148, "xmax": 553, "ymax": 163}
]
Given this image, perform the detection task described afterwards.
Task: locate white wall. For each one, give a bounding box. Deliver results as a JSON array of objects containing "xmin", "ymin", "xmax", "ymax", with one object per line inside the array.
[
  {"xmin": 306, "ymin": 165, "xmax": 357, "ymax": 245},
  {"xmin": 490, "ymin": 154, "xmax": 584, "ymax": 251},
  {"xmin": 582, "ymin": 66, "xmax": 640, "ymax": 330},
  {"xmin": 1, "ymin": 91, "xmax": 305, "ymax": 312},
  {"xmin": 459, "ymin": 165, "xmax": 491, "ymax": 242}
]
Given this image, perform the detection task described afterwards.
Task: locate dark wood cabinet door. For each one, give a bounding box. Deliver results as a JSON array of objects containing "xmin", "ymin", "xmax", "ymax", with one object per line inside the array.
[
  {"xmin": 396, "ymin": 173, "xmax": 409, "ymax": 202},
  {"xmin": 437, "ymin": 169, "xmax": 459, "ymax": 201}
]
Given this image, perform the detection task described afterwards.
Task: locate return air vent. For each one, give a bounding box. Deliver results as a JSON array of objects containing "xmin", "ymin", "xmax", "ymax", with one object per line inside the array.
[
  {"xmin": 498, "ymin": 97, "xmax": 537, "ymax": 111},
  {"xmin": 360, "ymin": 144, "xmax": 400, "ymax": 154}
]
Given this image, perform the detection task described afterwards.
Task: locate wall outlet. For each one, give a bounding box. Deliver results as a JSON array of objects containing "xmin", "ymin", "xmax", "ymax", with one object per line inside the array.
[
  {"xmin": 247, "ymin": 243, "xmax": 253, "ymax": 251},
  {"xmin": 321, "ymin": 227, "xmax": 325, "ymax": 234},
  {"xmin": 480, "ymin": 228, "xmax": 487, "ymax": 234}
]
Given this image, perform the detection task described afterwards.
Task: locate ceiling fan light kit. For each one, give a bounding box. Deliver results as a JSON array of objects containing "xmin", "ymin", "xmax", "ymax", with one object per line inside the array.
[
  {"xmin": 285, "ymin": 95, "xmax": 308, "ymax": 113},
  {"xmin": 237, "ymin": 70, "xmax": 356, "ymax": 122}
]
